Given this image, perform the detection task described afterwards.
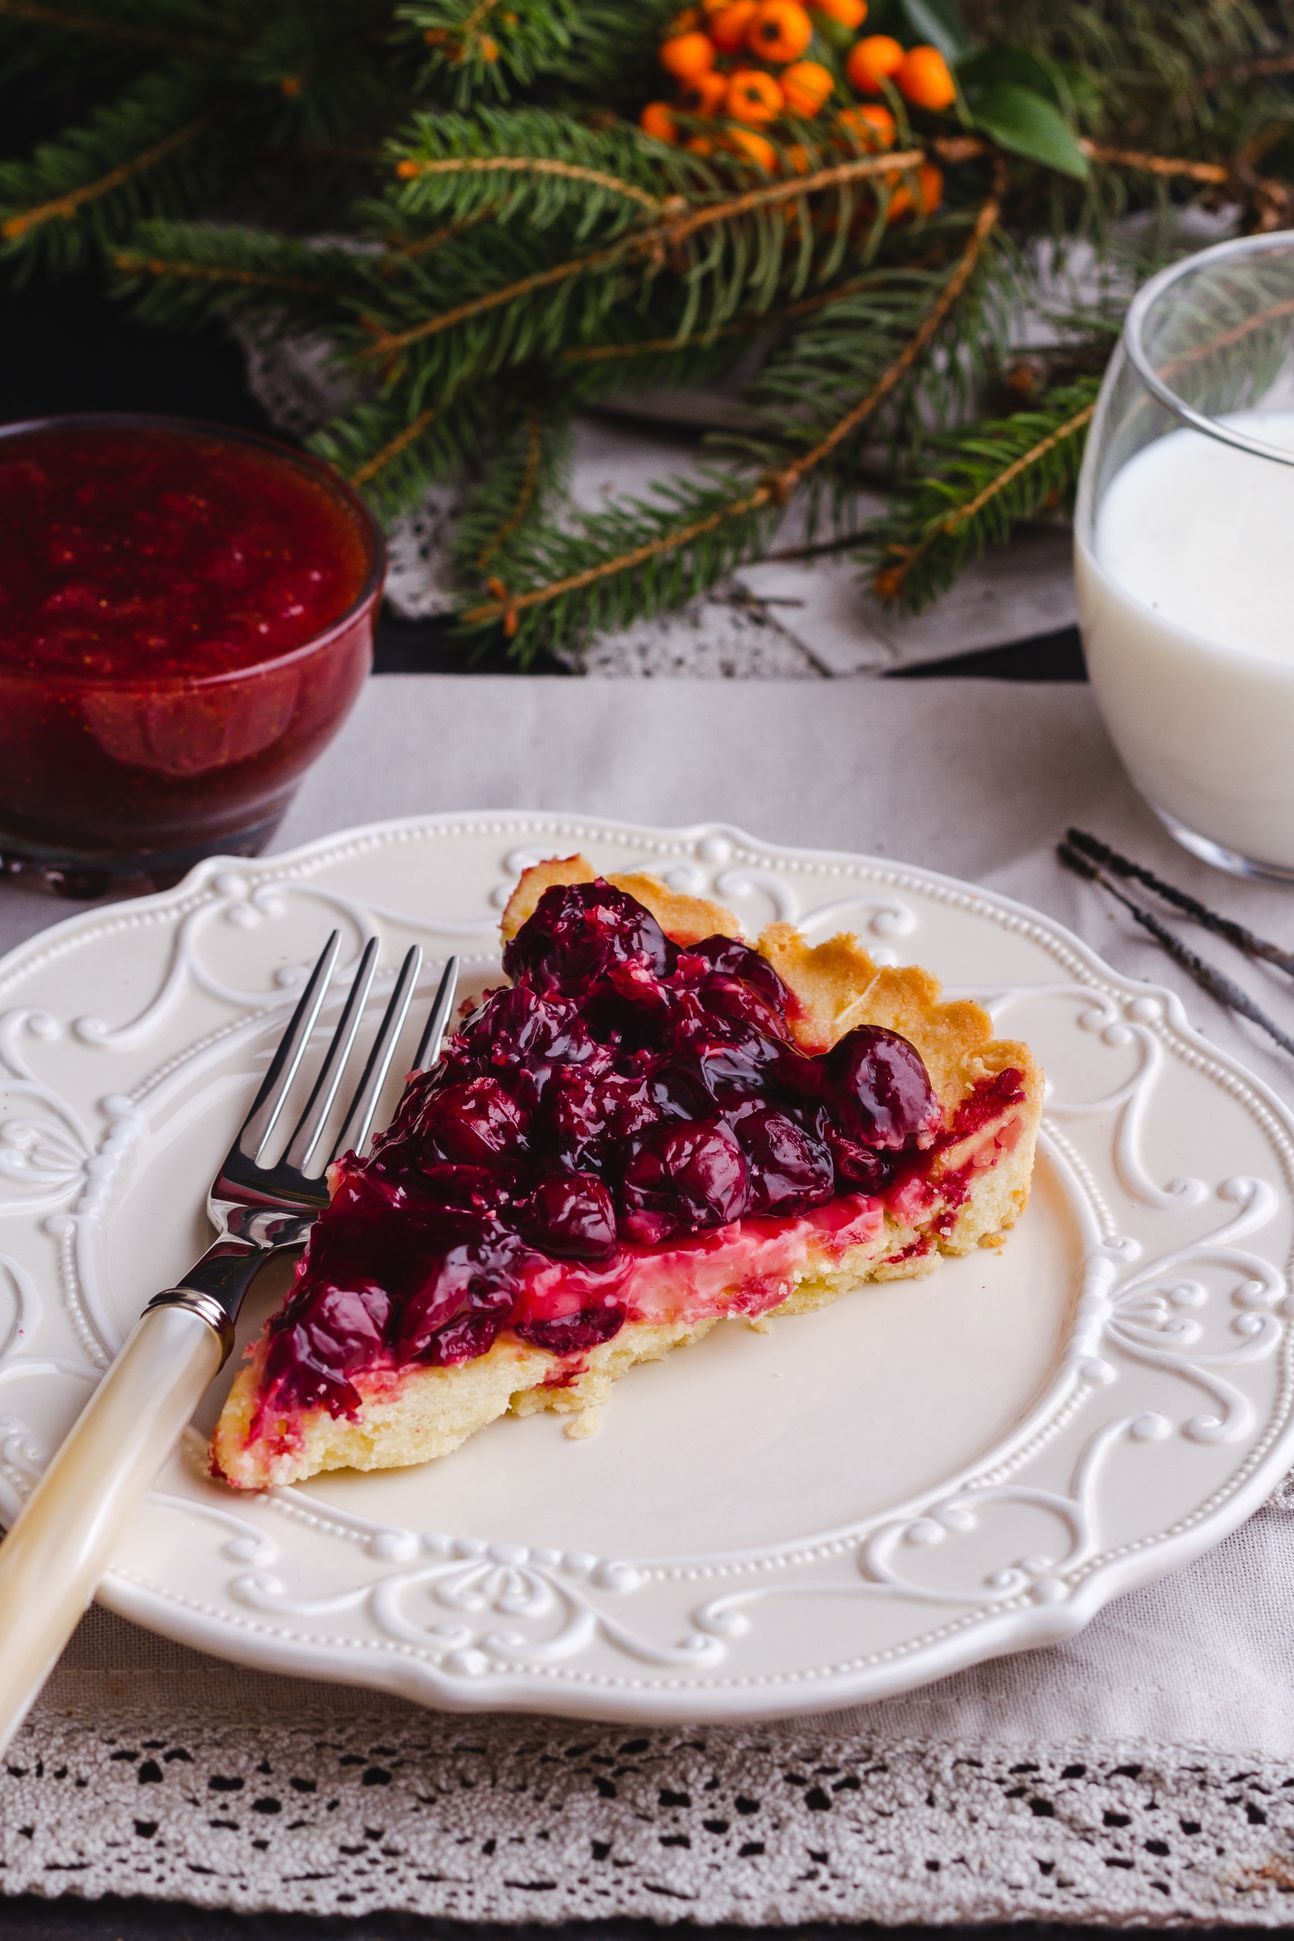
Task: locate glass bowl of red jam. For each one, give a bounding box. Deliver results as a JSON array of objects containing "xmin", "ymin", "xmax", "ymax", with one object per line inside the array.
[{"xmin": 0, "ymin": 414, "xmax": 384, "ymax": 895}]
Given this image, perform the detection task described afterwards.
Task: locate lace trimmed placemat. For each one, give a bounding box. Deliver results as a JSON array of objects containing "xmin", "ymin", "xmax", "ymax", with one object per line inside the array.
[
  {"xmin": 7, "ymin": 1691, "xmax": 1294, "ymax": 1923},
  {"xmin": 5, "ymin": 677, "xmax": 1294, "ymax": 1923}
]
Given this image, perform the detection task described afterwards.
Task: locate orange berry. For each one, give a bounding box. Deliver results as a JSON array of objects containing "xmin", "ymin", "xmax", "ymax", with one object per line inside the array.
[
  {"xmin": 725, "ymin": 66, "xmax": 784, "ymax": 121},
  {"xmin": 478, "ymin": 33, "xmax": 499, "ymax": 59},
  {"xmin": 639, "ymin": 100, "xmax": 679, "ymax": 141},
  {"xmin": 677, "ymin": 68, "xmax": 729, "ymax": 113},
  {"xmin": 745, "ymin": 0, "xmax": 813, "ymax": 63},
  {"xmin": 809, "ymin": 0, "xmax": 866, "ymax": 23},
  {"xmin": 884, "ymin": 161, "xmax": 940, "ymax": 219},
  {"xmin": 729, "ymin": 127, "xmax": 779, "ymax": 169},
  {"xmin": 780, "ymin": 58, "xmax": 833, "ymax": 114},
  {"xmin": 845, "ymin": 32, "xmax": 903, "ymax": 94},
  {"xmin": 783, "ymin": 140, "xmax": 813, "ymax": 171},
  {"xmin": 669, "ymin": 6, "xmax": 702, "ymax": 27},
  {"xmin": 886, "ymin": 179, "xmax": 913, "ymax": 219},
  {"xmin": 895, "ymin": 42, "xmax": 955, "ymax": 111},
  {"xmin": 707, "ymin": 0, "xmax": 757, "ymax": 47},
  {"xmin": 394, "ymin": 157, "xmax": 421, "ymax": 179},
  {"xmin": 838, "ymin": 100, "xmax": 894, "ymax": 147},
  {"xmin": 685, "ymin": 133, "xmax": 716, "ymax": 154},
  {"xmin": 916, "ymin": 160, "xmax": 943, "ymax": 211},
  {"xmin": 659, "ymin": 29, "xmax": 716, "ymax": 79}
]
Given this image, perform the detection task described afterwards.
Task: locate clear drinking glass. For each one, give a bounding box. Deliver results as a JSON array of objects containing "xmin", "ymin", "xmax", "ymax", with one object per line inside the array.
[{"xmin": 1074, "ymin": 231, "xmax": 1294, "ymax": 881}]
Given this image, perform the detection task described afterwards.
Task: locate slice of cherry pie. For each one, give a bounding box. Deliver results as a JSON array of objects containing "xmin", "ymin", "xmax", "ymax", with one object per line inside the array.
[{"xmin": 212, "ymin": 857, "xmax": 1043, "ymax": 1489}]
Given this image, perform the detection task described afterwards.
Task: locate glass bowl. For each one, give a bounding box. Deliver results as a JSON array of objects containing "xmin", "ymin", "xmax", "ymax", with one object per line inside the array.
[{"xmin": 0, "ymin": 413, "xmax": 384, "ymax": 896}]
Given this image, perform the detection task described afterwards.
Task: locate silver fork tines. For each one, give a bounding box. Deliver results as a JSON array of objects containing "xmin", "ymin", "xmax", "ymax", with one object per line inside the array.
[
  {"xmin": 212, "ymin": 938, "xmax": 458, "ymax": 1242},
  {"xmin": 332, "ymin": 942, "xmax": 423, "ymax": 1162},
  {"xmin": 282, "ymin": 934, "xmax": 380, "ymax": 1176},
  {"xmin": 236, "ymin": 929, "xmax": 341, "ymax": 1165},
  {"xmin": 413, "ymin": 953, "xmax": 461, "ymax": 1073}
]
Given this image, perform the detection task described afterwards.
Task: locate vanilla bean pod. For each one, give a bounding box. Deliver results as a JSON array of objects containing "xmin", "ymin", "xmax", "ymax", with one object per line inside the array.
[
  {"xmin": 1066, "ymin": 827, "xmax": 1294, "ymax": 977},
  {"xmin": 1057, "ymin": 841, "xmax": 1294, "ymax": 1059}
]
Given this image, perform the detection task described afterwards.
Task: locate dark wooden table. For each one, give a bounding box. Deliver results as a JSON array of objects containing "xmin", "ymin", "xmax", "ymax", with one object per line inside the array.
[{"xmin": 2, "ymin": 275, "xmax": 1103, "ymax": 1941}]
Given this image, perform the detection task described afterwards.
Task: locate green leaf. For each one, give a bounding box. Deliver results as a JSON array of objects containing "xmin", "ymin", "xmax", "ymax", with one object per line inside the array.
[
  {"xmin": 896, "ymin": 0, "xmax": 973, "ymax": 61},
  {"xmin": 956, "ymin": 46, "xmax": 1057, "ymax": 99},
  {"xmin": 968, "ymin": 83, "xmax": 1089, "ymax": 180}
]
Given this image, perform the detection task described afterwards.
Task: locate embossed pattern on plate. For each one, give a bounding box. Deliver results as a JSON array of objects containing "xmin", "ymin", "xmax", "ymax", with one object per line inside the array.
[{"xmin": 0, "ymin": 815, "xmax": 1291, "ymax": 1720}]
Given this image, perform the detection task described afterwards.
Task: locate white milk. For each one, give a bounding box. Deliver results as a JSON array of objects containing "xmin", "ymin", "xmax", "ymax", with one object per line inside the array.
[{"xmin": 1075, "ymin": 410, "xmax": 1294, "ymax": 871}]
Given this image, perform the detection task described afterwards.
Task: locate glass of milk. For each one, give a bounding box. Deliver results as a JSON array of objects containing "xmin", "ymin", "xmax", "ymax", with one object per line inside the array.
[{"xmin": 1075, "ymin": 231, "xmax": 1294, "ymax": 880}]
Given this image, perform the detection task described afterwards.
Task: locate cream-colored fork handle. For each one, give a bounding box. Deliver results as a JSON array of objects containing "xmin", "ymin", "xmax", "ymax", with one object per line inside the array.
[{"xmin": 0, "ymin": 1304, "xmax": 223, "ymax": 1755}]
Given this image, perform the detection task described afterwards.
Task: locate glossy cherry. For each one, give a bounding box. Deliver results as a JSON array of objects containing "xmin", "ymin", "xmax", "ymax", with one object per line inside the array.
[
  {"xmin": 729, "ymin": 1102, "xmax": 836, "ymax": 1214},
  {"xmin": 823, "ymin": 1024, "xmax": 941, "ymax": 1150},
  {"xmin": 411, "ymin": 1076, "xmax": 529, "ymax": 1168},
  {"xmin": 518, "ymin": 1175, "xmax": 619, "ymax": 1262},
  {"xmin": 620, "ymin": 1115, "xmax": 751, "ymax": 1244},
  {"xmin": 502, "ymin": 881, "xmax": 674, "ymax": 992}
]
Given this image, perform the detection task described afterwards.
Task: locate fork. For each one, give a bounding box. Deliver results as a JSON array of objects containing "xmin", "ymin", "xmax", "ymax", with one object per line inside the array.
[{"xmin": 0, "ymin": 934, "xmax": 460, "ymax": 1754}]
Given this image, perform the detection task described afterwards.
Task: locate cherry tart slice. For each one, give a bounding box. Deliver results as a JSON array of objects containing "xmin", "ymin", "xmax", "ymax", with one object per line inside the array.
[{"xmin": 212, "ymin": 857, "xmax": 1043, "ymax": 1489}]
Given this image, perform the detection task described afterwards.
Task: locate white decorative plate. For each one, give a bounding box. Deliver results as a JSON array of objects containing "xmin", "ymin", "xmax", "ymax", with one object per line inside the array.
[{"xmin": 1, "ymin": 814, "xmax": 1292, "ymax": 1721}]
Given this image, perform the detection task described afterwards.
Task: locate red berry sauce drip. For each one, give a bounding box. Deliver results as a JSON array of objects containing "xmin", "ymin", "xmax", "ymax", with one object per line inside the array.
[
  {"xmin": 260, "ymin": 881, "xmax": 947, "ymax": 1419},
  {"xmin": 0, "ymin": 423, "xmax": 369, "ymax": 682}
]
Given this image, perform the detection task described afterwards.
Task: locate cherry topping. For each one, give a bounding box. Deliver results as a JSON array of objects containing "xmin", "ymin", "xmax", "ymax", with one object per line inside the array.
[
  {"xmin": 514, "ymin": 1304, "xmax": 628, "ymax": 1356},
  {"xmin": 823, "ymin": 1024, "xmax": 941, "ymax": 1150},
  {"xmin": 518, "ymin": 1175, "xmax": 618, "ymax": 1262},
  {"xmin": 262, "ymin": 878, "xmax": 948, "ymax": 1417},
  {"xmin": 688, "ymin": 936, "xmax": 791, "ymax": 1021},
  {"xmin": 394, "ymin": 1235, "xmax": 527, "ymax": 1364},
  {"xmin": 410, "ymin": 1076, "xmax": 528, "ymax": 1169},
  {"xmin": 730, "ymin": 1102, "xmax": 836, "ymax": 1214},
  {"xmin": 620, "ymin": 1115, "xmax": 750, "ymax": 1244},
  {"xmin": 502, "ymin": 881, "xmax": 673, "ymax": 993}
]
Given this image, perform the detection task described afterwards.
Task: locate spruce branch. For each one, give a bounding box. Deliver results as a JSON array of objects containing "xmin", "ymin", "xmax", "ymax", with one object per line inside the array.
[
  {"xmin": 460, "ymin": 167, "xmax": 1006, "ymax": 658},
  {"xmin": 451, "ymin": 401, "xmax": 572, "ymax": 590},
  {"xmin": 310, "ymin": 391, "xmax": 488, "ymax": 518},
  {"xmin": 113, "ymin": 221, "xmax": 382, "ymax": 331},
  {"xmin": 358, "ymin": 228, "xmax": 633, "ymax": 393},
  {"xmin": 359, "ymin": 144, "xmax": 928, "ymax": 398},
  {"xmin": 557, "ymin": 270, "xmax": 874, "ymax": 400},
  {"xmin": 400, "ymin": 0, "xmax": 672, "ymax": 104},
  {"xmin": 387, "ymin": 109, "xmax": 689, "ymax": 231},
  {"xmin": 1198, "ymin": 49, "xmax": 1294, "ymax": 89},
  {"xmin": 460, "ymin": 469, "xmax": 776, "ymax": 658},
  {"xmin": 1000, "ymin": 0, "xmax": 1279, "ymax": 140},
  {"xmin": 0, "ymin": 69, "xmax": 219, "ymax": 271},
  {"xmin": 400, "ymin": 0, "xmax": 580, "ymax": 105},
  {"xmin": 863, "ymin": 375, "xmax": 1101, "ymax": 610},
  {"xmin": 777, "ymin": 165, "xmax": 1006, "ymax": 472}
]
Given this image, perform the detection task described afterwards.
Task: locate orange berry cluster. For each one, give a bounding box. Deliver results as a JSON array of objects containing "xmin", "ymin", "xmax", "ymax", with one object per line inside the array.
[{"xmin": 640, "ymin": 0, "xmax": 954, "ymax": 202}]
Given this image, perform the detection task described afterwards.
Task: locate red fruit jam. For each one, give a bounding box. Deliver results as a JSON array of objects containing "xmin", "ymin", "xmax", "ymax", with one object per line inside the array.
[
  {"xmin": 257, "ymin": 879, "xmax": 961, "ymax": 1422},
  {"xmin": 0, "ymin": 416, "xmax": 382, "ymax": 892}
]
